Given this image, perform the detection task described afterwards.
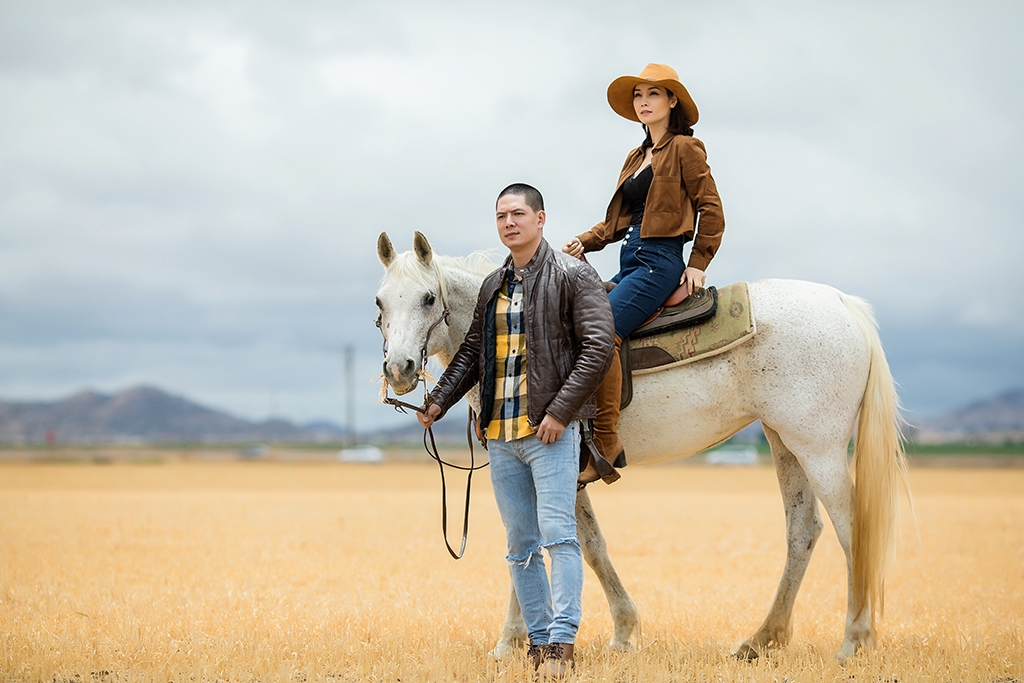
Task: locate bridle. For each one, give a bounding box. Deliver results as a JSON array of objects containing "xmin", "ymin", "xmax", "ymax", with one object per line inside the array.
[{"xmin": 376, "ymin": 259, "xmax": 488, "ymax": 560}]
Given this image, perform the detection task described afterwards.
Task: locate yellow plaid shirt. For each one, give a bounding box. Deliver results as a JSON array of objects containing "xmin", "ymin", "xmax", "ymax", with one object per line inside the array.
[{"xmin": 486, "ymin": 269, "xmax": 533, "ymax": 441}]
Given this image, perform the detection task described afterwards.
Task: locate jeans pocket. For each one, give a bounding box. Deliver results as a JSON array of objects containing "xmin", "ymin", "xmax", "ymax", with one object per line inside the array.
[{"xmin": 634, "ymin": 252, "xmax": 654, "ymax": 273}]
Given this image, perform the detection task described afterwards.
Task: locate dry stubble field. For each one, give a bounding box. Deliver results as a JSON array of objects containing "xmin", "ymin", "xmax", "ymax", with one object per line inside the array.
[{"xmin": 1, "ymin": 455, "xmax": 1022, "ymax": 682}]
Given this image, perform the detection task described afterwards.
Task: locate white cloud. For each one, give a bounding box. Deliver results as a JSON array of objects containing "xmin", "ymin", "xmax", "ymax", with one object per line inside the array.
[{"xmin": 172, "ymin": 29, "xmax": 262, "ymax": 136}]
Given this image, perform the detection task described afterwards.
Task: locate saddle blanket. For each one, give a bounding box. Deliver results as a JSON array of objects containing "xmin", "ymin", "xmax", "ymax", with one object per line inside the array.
[{"xmin": 629, "ymin": 281, "xmax": 756, "ymax": 375}]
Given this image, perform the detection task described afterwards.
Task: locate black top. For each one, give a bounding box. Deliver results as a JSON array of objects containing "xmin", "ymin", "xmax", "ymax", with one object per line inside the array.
[{"xmin": 621, "ymin": 164, "xmax": 653, "ymax": 227}]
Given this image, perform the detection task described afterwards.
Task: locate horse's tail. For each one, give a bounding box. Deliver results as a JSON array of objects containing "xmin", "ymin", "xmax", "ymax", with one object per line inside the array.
[{"xmin": 840, "ymin": 294, "xmax": 911, "ymax": 630}]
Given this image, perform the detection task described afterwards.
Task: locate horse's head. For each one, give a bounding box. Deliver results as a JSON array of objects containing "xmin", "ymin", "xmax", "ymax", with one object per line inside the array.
[{"xmin": 375, "ymin": 231, "xmax": 451, "ymax": 396}]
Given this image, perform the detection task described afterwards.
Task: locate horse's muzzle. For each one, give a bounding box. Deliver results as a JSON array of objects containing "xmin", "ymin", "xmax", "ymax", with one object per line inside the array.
[{"xmin": 383, "ymin": 357, "xmax": 420, "ymax": 396}]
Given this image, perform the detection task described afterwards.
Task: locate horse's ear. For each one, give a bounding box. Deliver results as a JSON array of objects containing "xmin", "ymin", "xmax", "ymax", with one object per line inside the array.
[
  {"xmin": 377, "ymin": 232, "xmax": 396, "ymax": 267},
  {"xmin": 413, "ymin": 231, "xmax": 433, "ymax": 267}
]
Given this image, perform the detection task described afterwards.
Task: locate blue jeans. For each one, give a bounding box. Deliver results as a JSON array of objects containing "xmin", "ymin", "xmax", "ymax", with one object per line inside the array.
[
  {"xmin": 609, "ymin": 227, "xmax": 686, "ymax": 338},
  {"xmin": 487, "ymin": 421, "xmax": 583, "ymax": 645}
]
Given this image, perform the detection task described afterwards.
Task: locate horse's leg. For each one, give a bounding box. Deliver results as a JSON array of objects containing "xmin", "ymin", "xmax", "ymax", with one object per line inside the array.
[
  {"xmin": 786, "ymin": 434, "xmax": 871, "ymax": 659},
  {"xmin": 577, "ymin": 486, "xmax": 639, "ymax": 649},
  {"xmin": 735, "ymin": 424, "xmax": 824, "ymax": 660},
  {"xmin": 804, "ymin": 457, "xmax": 873, "ymax": 659},
  {"xmin": 490, "ymin": 577, "xmax": 527, "ymax": 658}
]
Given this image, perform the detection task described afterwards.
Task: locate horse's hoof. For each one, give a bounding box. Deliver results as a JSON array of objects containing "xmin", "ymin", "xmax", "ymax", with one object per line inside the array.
[
  {"xmin": 489, "ymin": 643, "xmax": 515, "ymax": 660},
  {"xmin": 836, "ymin": 640, "xmax": 859, "ymax": 662},
  {"xmin": 609, "ymin": 639, "xmax": 635, "ymax": 651},
  {"xmin": 734, "ymin": 642, "xmax": 760, "ymax": 661}
]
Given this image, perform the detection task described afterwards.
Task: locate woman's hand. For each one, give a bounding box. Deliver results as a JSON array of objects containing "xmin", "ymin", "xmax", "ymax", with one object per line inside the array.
[
  {"xmin": 562, "ymin": 237, "xmax": 585, "ymax": 260},
  {"xmin": 680, "ymin": 266, "xmax": 706, "ymax": 295}
]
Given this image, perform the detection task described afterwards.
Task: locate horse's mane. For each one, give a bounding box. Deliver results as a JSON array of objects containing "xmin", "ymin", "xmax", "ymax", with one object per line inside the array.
[{"xmin": 385, "ymin": 250, "xmax": 498, "ymax": 290}]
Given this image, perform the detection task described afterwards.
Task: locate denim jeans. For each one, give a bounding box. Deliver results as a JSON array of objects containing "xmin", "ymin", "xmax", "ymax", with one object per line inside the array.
[
  {"xmin": 609, "ymin": 226, "xmax": 686, "ymax": 338},
  {"xmin": 487, "ymin": 421, "xmax": 583, "ymax": 645}
]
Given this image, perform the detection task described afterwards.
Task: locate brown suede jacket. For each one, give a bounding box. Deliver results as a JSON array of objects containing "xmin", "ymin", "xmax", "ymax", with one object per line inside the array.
[
  {"xmin": 577, "ymin": 133, "xmax": 725, "ymax": 272},
  {"xmin": 428, "ymin": 239, "xmax": 615, "ymax": 432}
]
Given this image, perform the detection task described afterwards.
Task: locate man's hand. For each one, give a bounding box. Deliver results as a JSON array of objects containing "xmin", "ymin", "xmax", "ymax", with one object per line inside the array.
[
  {"xmin": 562, "ymin": 237, "xmax": 584, "ymax": 260},
  {"xmin": 418, "ymin": 403, "xmax": 441, "ymax": 429},
  {"xmin": 535, "ymin": 414, "xmax": 566, "ymax": 444},
  {"xmin": 679, "ymin": 266, "xmax": 706, "ymax": 295}
]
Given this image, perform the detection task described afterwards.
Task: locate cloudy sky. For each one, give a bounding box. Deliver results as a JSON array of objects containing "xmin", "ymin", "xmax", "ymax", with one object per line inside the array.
[{"xmin": 1, "ymin": 0, "xmax": 1021, "ymax": 434}]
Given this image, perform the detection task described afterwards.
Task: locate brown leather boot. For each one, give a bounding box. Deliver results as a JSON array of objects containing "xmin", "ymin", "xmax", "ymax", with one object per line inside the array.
[
  {"xmin": 539, "ymin": 642, "xmax": 575, "ymax": 679},
  {"xmin": 527, "ymin": 643, "xmax": 544, "ymax": 672},
  {"xmin": 581, "ymin": 333, "xmax": 624, "ymax": 485}
]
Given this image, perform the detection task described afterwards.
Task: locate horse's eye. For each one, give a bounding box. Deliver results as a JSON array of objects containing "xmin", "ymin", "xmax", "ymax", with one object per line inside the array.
[{"xmin": 423, "ymin": 293, "xmax": 436, "ymax": 307}]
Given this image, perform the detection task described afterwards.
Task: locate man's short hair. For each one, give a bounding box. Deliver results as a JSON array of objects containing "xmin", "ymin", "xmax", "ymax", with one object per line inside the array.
[{"xmin": 496, "ymin": 183, "xmax": 544, "ymax": 212}]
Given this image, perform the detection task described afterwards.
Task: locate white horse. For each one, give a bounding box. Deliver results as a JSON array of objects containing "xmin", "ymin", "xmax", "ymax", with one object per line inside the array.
[{"xmin": 375, "ymin": 231, "xmax": 910, "ymax": 661}]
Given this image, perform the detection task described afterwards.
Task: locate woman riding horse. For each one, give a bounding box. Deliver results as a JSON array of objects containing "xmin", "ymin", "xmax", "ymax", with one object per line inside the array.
[{"xmin": 563, "ymin": 63, "xmax": 726, "ymax": 482}]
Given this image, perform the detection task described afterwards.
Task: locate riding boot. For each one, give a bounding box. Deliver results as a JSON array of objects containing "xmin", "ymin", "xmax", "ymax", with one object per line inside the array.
[{"xmin": 578, "ymin": 334, "xmax": 624, "ymax": 486}]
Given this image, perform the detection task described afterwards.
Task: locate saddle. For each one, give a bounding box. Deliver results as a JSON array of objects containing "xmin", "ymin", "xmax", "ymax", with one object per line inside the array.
[
  {"xmin": 605, "ymin": 283, "xmax": 717, "ymax": 410},
  {"xmin": 634, "ymin": 285, "xmax": 718, "ymax": 338},
  {"xmin": 617, "ymin": 282, "xmax": 756, "ymax": 410}
]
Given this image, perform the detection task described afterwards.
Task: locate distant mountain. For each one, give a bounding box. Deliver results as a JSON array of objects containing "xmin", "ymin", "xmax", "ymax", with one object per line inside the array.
[
  {"xmin": 0, "ymin": 385, "xmax": 347, "ymax": 444},
  {"xmin": 7, "ymin": 385, "xmax": 1019, "ymax": 446},
  {"xmin": 914, "ymin": 388, "xmax": 1024, "ymax": 442}
]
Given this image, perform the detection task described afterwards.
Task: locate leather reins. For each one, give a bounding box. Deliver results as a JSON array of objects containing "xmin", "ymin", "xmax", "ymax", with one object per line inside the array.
[{"xmin": 377, "ymin": 262, "xmax": 488, "ymax": 560}]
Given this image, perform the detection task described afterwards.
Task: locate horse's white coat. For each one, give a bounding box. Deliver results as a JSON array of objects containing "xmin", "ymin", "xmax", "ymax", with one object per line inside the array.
[{"xmin": 375, "ymin": 234, "xmax": 908, "ymax": 661}]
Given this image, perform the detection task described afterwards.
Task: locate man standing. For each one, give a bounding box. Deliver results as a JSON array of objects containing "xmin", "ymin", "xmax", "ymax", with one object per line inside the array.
[{"xmin": 418, "ymin": 183, "xmax": 614, "ymax": 678}]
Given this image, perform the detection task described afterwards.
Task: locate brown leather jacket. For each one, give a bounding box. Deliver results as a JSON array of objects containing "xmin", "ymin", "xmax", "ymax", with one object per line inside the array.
[
  {"xmin": 577, "ymin": 133, "xmax": 725, "ymax": 272},
  {"xmin": 428, "ymin": 239, "xmax": 615, "ymax": 431}
]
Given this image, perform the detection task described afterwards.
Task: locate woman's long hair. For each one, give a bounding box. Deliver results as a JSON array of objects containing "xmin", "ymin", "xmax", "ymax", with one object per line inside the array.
[{"xmin": 640, "ymin": 87, "xmax": 694, "ymax": 153}]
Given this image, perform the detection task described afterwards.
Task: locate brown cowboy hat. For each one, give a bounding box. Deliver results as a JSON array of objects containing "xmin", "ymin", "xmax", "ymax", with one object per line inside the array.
[{"xmin": 606, "ymin": 63, "xmax": 699, "ymax": 126}]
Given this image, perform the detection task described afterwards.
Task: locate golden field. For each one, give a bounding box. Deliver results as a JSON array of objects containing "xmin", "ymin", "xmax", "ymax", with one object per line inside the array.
[{"xmin": 1, "ymin": 456, "xmax": 1022, "ymax": 682}]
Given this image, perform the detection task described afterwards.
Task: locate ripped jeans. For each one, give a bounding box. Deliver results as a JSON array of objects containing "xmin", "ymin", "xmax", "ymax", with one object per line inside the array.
[{"xmin": 487, "ymin": 421, "xmax": 582, "ymax": 645}]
